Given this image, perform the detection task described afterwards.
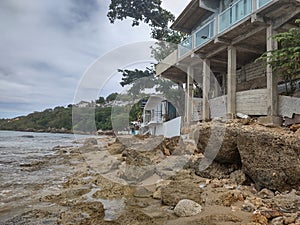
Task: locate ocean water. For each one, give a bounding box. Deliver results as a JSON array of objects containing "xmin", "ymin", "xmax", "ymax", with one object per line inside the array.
[
  {"xmin": 0, "ymin": 131, "xmax": 82, "ymax": 185},
  {"xmin": 0, "ymin": 130, "xmax": 90, "ymax": 222}
]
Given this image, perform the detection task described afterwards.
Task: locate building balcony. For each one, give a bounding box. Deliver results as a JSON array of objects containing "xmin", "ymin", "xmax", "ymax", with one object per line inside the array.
[{"xmin": 177, "ymin": 0, "xmax": 273, "ymax": 59}]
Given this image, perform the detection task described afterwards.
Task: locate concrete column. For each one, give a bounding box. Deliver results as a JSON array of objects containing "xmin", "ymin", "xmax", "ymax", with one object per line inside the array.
[
  {"xmin": 252, "ymin": 0, "xmax": 257, "ymax": 11},
  {"xmin": 227, "ymin": 46, "xmax": 237, "ymax": 118},
  {"xmin": 222, "ymin": 73, "xmax": 226, "ymax": 95},
  {"xmin": 186, "ymin": 66, "xmax": 194, "ymax": 124},
  {"xmin": 202, "ymin": 59, "xmax": 210, "ymax": 121},
  {"xmin": 266, "ymin": 25, "xmax": 278, "ymax": 117},
  {"xmin": 184, "ymin": 81, "xmax": 188, "ymax": 122},
  {"xmin": 215, "ymin": 15, "xmax": 219, "ymax": 35},
  {"xmin": 257, "ymin": 25, "xmax": 282, "ymax": 125}
]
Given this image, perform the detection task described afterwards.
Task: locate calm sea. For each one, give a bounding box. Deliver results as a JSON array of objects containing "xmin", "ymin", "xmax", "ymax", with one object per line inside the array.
[{"xmin": 0, "ymin": 130, "xmax": 91, "ymax": 222}]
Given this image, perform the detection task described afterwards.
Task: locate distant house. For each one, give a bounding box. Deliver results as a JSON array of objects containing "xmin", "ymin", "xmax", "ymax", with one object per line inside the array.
[
  {"xmin": 141, "ymin": 95, "xmax": 181, "ymax": 138},
  {"xmin": 156, "ymin": 0, "xmax": 300, "ymax": 126},
  {"xmin": 76, "ymin": 101, "xmax": 90, "ymax": 108},
  {"xmin": 112, "ymin": 100, "xmax": 131, "ymax": 107}
]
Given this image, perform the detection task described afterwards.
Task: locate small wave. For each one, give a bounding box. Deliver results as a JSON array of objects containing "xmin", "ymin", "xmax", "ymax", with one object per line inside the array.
[{"xmin": 21, "ymin": 135, "xmax": 34, "ymax": 138}]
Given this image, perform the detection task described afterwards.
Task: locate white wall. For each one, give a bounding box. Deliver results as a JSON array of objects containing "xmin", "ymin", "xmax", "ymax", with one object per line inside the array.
[
  {"xmin": 163, "ymin": 117, "xmax": 182, "ymax": 138},
  {"xmin": 279, "ymin": 95, "xmax": 300, "ymax": 118}
]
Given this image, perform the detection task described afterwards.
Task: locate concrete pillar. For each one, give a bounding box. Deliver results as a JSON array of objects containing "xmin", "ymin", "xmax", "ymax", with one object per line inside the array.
[
  {"xmin": 215, "ymin": 15, "xmax": 219, "ymax": 35},
  {"xmin": 266, "ymin": 25, "xmax": 278, "ymax": 117},
  {"xmin": 257, "ymin": 25, "xmax": 282, "ymax": 125},
  {"xmin": 186, "ymin": 66, "xmax": 194, "ymax": 124},
  {"xmin": 184, "ymin": 81, "xmax": 188, "ymax": 122},
  {"xmin": 222, "ymin": 73, "xmax": 226, "ymax": 95},
  {"xmin": 227, "ymin": 46, "xmax": 237, "ymax": 118},
  {"xmin": 202, "ymin": 59, "xmax": 210, "ymax": 121},
  {"xmin": 252, "ymin": 0, "xmax": 257, "ymax": 11}
]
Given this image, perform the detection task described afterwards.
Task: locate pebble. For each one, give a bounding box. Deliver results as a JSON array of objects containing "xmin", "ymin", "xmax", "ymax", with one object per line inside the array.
[
  {"xmin": 258, "ymin": 188, "xmax": 275, "ymax": 199},
  {"xmin": 271, "ymin": 216, "xmax": 284, "ymax": 225},
  {"xmin": 224, "ymin": 184, "xmax": 235, "ymax": 190},
  {"xmin": 152, "ymin": 190, "xmax": 161, "ymax": 200},
  {"xmin": 284, "ymin": 213, "xmax": 298, "ymax": 224},
  {"xmin": 252, "ymin": 212, "xmax": 268, "ymax": 225},
  {"xmin": 199, "ymin": 183, "xmax": 206, "ymax": 189},
  {"xmin": 231, "ymin": 206, "xmax": 239, "ymax": 212},
  {"xmin": 259, "ymin": 210, "xmax": 283, "ymax": 219},
  {"xmin": 242, "ymin": 202, "xmax": 256, "ymax": 212}
]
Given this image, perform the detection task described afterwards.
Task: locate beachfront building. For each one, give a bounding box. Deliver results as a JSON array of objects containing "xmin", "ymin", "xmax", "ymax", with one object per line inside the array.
[
  {"xmin": 156, "ymin": 0, "xmax": 300, "ymax": 126},
  {"xmin": 141, "ymin": 95, "xmax": 181, "ymax": 137}
]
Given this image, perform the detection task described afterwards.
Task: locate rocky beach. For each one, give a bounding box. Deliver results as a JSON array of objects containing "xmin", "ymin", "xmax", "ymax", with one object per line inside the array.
[{"xmin": 1, "ymin": 120, "xmax": 300, "ymax": 225}]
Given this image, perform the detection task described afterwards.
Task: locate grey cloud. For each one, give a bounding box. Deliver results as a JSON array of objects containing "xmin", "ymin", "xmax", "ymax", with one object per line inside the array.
[{"xmin": 0, "ymin": 0, "xmax": 186, "ymax": 118}]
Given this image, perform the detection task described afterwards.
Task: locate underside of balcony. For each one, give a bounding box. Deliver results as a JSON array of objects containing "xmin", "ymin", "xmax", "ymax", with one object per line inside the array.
[{"xmin": 157, "ymin": 0, "xmax": 300, "ymax": 83}]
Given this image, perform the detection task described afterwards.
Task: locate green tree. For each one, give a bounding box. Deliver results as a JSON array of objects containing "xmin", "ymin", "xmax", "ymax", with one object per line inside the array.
[
  {"xmin": 106, "ymin": 93, "xmax": 119, "ymax": 102},
  {"xmin": 108, "ymin": 0, "xmax": 176, "ymax": 40},
  {"xmin": 119, "ymin": 67, "xmax": 154, "ymax": 87},
  {"xmin": 96, "ymin": 96, "xmax": 106, "ymax": 104},
  {"xmin": 108, "ymin": 0, "xmax": 185, "ymax": 89},
  {"xmin": 129, "ymin": 101, "xmax": 143, "ymax": 122},
  {"xmin": 259, "ymin": 20, "xmax": 300, "ymax": 95}
]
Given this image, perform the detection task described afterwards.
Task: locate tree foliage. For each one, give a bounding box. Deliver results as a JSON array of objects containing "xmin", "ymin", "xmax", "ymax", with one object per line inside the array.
[
  {"xmin": 259, "ymin": 20, "xmax": 300, "ymax": 95},
  {"xmin": 119, "ymin": 67, "xmax": 154, "ymax": 87},
  {"xmin": 0, "ymin": 105, "xmax": 113, "ymax": 132},
  {"xmin": 108, "ymin": 0, "xmax": 184, "ymax": 62},
  {"xmin": 108, "ymin": 0, "xmax": 176, "ymax": 40},
  {"xmin": 108, "ymin": 0, "xmax": 186, "ymax": 103},
  {"xmin": 96, "ymin": 96, "xmax": 105, "ymax": 104},
  {"xmin": 106, "ymin": 92, "xmax": 118, "ymax": 102}
]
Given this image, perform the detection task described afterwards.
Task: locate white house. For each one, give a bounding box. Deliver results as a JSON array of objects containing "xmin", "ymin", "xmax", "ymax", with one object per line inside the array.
[{"xmin": 141, "ymin": 95, "xmax": 182, "ymax": 138}]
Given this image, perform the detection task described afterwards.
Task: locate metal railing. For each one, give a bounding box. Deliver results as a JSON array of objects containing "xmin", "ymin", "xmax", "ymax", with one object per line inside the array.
[
  {"xmin": 257, "ymin": 0, "xmax": 272, "ymax": 8},
  {"xmin": 194, "ymin": 19, "xmax": 215, "ymax": 48},
  {"xmin": 178, "ymin": 35, "xmax": 193, "ymax": 58},
  {"xmin": 218, "ymin": 0, "xmax": 253, "ymax": 33},
  {"xmin": 177, "ymin": 0, "xmax": 273, "ymax": 59}
]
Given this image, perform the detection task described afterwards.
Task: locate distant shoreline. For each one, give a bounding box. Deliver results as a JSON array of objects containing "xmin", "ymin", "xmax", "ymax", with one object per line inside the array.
[
  {"xmin": 0, "ymin": 128, "xmax": 93, "ymax": 135},
  {"xmin": 0, "ymin": 128, "xmax": 115, "ymax": 136}
]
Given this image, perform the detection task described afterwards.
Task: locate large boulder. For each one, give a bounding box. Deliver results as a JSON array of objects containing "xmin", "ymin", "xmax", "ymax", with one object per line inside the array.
[
  {"xmin": 193, "ymin": 121, "xmax": 300, "ymax": 191},
  {"xmin": 237, "ymin": 125, "xmax": 300, "ymax": 191},
  {"xmin": 195, "ymin": 122, "xmax": 241, "ymax": 164},
  {"xmin": 174, "ymin": 199, "xmax": 202, "ymax": 217}
]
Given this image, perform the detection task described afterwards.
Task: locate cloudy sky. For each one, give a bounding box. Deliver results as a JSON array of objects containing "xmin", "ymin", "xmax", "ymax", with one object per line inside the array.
[{"xmin": 0, "ymin": 0, "xmax": 189, "ymax": 118}]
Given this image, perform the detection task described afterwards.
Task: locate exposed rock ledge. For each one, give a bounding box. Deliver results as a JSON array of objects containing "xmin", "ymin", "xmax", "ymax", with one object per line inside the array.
[{"xmin": 193, "ymin": 121, "xmax": 300, "ymax": 192}]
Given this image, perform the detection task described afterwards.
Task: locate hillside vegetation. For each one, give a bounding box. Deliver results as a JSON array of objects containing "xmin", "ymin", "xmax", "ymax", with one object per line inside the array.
[
  {"xmin": 0, "ymin": 106, "xmax": 112, "ymax": 133},
  {"xmin": 0, "ymin": 99, "xmax": 143, "ymax": 133}
]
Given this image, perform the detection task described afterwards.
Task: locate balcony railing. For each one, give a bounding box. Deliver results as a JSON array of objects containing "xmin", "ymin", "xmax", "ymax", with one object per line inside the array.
[
  {"xmin": 177, "ymin": 0, "xmax": 273, "ymax": 59},
  {"xmin": 178, "ymin": 35, "xmax": 193, "ymax": 58},
  {"xmin": 258, "ymin": 0, "xmax": 272, "ymax": 8},
  {"xmin": 219, "ymin": 0, "xmax": 252, "ymax": 33},
  {"xmin": 194, "ymin": 19, "xmax": 215, "ymax": 49}
]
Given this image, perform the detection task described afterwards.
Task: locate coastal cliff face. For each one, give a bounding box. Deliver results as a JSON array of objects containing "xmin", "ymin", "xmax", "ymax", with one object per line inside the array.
[{"xmin": 194, "ymin": 121, "xmax": 300, "ymax": 192}]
